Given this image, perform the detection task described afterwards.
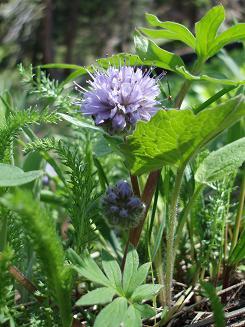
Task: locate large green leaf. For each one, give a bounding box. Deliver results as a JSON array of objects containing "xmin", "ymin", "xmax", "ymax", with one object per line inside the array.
[
  {"xmin": 195, "ymin": 138, "xmax": 245, "ymax": 185},
  {"xmin": 76, "ymin": 287, "xmax": 115, "ymax": 306},
  {"xmin": 134, "ymin": 34, "xmax": 184, "ymax": 72},
  {"xmin": 122, "ymin": 95, "xmax": 245, "ymax": 175},
  {"xmin": 94, "ymin": 297, "xmax": 128, "ymax": 327},
  {"xmin": 141, "ymin": 13, "xmax": 195, "ymax": 48},
  {"xmin": 0, "ymin": 164, "xmax": 42, "ymax": 187},
  {"xmin": 209, "ymin": 24, "xmax": 245, "ymax": 58},
  {"xmin": 195, "ymin": 5, "xmax": 225, "ymax": 60},
  {"xmin": 131, "ymin": 284, "xmax": 162, "ymax": 302}
]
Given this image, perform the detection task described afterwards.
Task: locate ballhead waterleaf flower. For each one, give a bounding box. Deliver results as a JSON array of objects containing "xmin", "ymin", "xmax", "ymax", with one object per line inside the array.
[
  {"xmin": 79, "ymin": 66, "xmax": 162, "ymax": 135},
  {"xmin": 101, "ymin": 180, "xmax": 145, "ymax": 229}
]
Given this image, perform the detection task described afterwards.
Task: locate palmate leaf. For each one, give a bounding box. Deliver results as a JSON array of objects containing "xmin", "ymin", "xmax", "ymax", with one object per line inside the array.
[
  {"xmin": 123, "ymin": 305, "xmax": 141, "ymax": 327},
  {"xmin": 122, "ymin": 248, "xmax": 139, "ymax": 296},
  {"xmin": 122, "ymin": 95, "xmax": 245, "ymax": 175},
  {"xmin": 76, "ymin": 287, "xmax": 115, "ymax": 306},
  {"xmin": 0, "ymin": 164, "xmax": 42, "ymax": 187},
  {"xmin": 195, "ymin": 138, "xmax": 245, "ymax": 186},
  {"xmin": 101, "ymin": 251, "xmax": 122, "ymax": 291},
  {"xmin": 94, "ymin": 297, "xmax": 128, "ymax": 327},
  {"xmin": 131, "ymin": 284, "xmax": 163, "ymax": 302},
  {"xmin": 141, "ymin": 13, "xmax": 195, "ymax": 48}
]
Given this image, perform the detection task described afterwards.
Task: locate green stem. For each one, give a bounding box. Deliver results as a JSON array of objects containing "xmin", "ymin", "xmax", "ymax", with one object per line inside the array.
[
  {"xmin": 231, "ymin": 173, "xmax": 245, "ymax": 251},
  {"xmin": 165, "ymin": 165, "xmax": 185, "ymax": 307},
  {"xmin": 174, "ymin": 59, "xmax": 204, "ymax": 108},
  {"xmin": 0, "ymin": 212, "xmax": 8, "ymax": 252}
]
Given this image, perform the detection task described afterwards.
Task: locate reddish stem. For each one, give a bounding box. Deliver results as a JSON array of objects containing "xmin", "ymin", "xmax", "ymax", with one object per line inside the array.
[{"xmin": 129, "ymin": 170, "xmax": 160, "ymax": 247}]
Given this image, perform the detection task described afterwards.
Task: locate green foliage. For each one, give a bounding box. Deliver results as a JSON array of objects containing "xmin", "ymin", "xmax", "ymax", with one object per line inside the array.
[
  {"xmin": 1, "ymin": 190, "xmax": 73, "ymax": 327},
  {"xmin": 122, "ymin": 96, "xmax": 245, "ymax": 175},
  {"xmin": 228, "ymin": 229, "xmax": 245, "ymax": 266},
  {"xmin": 195, "ymin": 137, "xmax": 245, "ymax": 186},
  {"xmin": 142, "ymin": 13, "xmax": 196, "ymax": 48},
  {"xmin": 0, "ymin": 107, "xmax": 58, "ymax": 161},
  {"xmin": 69, "ymin": 248, "xmax": 161, "ymax": 326},
  {"xmin": 0, "ymin": 246, "xmax": 15, "ymax": 325},
  {"xmin": 134, "ymin": 33, "xmax": 185, "ymax": 72},
  {"xmin": 25, "ymin": 137, "xmax": 99, "ymax": 252},
  {"xmin": 0, "ymin": 163, "xmax": 42, "ymax": 187},
  {"xmin": 201, "ymin": 282, "xmax": 225, "ymax": 327}
]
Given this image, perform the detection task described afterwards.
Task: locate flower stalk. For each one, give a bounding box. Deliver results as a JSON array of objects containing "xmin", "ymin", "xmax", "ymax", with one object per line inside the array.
[{"xmin": 165, "ymin": 165, "xmax": 185, "ymax": 307}]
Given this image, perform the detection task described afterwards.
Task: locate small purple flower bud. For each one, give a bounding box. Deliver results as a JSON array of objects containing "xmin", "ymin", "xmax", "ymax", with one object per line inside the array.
[
  {"xmin": 79, "ymin": 66, "xmax": 162, "ymax": 135},
  {"xmin": 110, "ymin": 206, "xmax": 119, "ymax": 214},
  {"xmin": 101, "ymin": 180, "xmax": 145, "ymax": 229},
  {"xmin": 116, "ymin": 180, "xmax": 132, "ymax": 199},
  {"xmin": 127, "ymin": 197, "xmax": 142, "ymax": 209},
  {"xmin": 119, "ymin": 209, "xmax": 128, "ymax": 218}
]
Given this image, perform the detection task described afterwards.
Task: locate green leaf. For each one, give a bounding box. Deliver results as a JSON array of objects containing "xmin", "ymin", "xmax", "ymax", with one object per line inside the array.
[
  {"xmin": 131, "ymin": 284, "xmax": 162, "ymax": 302},
  {"xmin": 142, "ymin": 13, "xmax": 195, "ymax": 48},
  {"xmin": 122, "ymin": 95, "xmax": 245, "ymax": 175},
  {"xmin": 201, "ymin": 282, "xmax": 225, "ymax": 327},
  {"xmin": 101, "ymin": 251, "xmax": 122, "ymax": 290},
  {"xmin": 94, "ymin": 297, "xmax": 128, "ymax": 327},
  {"xmin": 195, "ymin": 138, "xmax": 245, "ymax": 185},
  {"xmin": 76, "ymin": 287, "xmax": 115, "ymax": 306},
  {"xmin": 40, "ymin": 63, "xmax": 83, "ymax": 70},
  {"xmin": 134, "ymin": 33, "xmax": 185, "ymax": 72},
  {"xmin": 0, "ymin": 164, "xmax": 42, "ymax": 187},
  {"xmin": 133, "ymin": 303, "xmax": 156, "ymax": 319},
  {"xmin": 134, "ymin": 262, "xmax": 151, "ymax": 288},
  {"xmin": 71, "ymin": 252, "xmax": 110, "ymax": 287},
  {"xmin": 58, "ymin": 113, "xmax": 106, "ymax": 134},
  {"xmin": 123, "ymin": 305, "xmax": 141, "ymax": 327},
  {"xmin": 122, "ymin": 248, "xmax": 139, "ymax": 296},
  {"xmin": 209, "ymin": 24, "xmax": 245, "ymax": 58},
  {"xmin": 228, "ymin": 229, "xmax": 245, "ymax": 265},
  {"xmin": 176, "ymin": 66, "xmax": 245, "ymax": 86},
  {"xmin": 195, "ymin": 5, "xmax": 225, "ymax": 60}
]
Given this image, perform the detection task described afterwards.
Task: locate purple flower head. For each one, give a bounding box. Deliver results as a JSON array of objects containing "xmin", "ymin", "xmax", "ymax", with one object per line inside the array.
[
  {"xmin": 101, "ymin": 180, "xmax": 145, "ymax": 229},
  {"xmin": 80, "ymin": 65, "xmax": 162, "ymax": 134}
]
